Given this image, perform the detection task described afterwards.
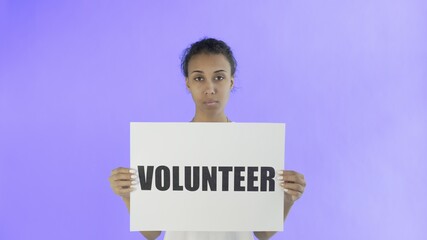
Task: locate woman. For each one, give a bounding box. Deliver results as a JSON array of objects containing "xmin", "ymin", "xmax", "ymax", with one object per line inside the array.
[{"xmin": 109, "ymin": 38, "xmax": 306, "ymax": 240}]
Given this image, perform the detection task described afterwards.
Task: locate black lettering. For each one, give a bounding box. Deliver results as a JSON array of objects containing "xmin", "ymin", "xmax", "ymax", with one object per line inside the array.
[
  {"xmin": 260, "ymin": 167, "xmax": 275, "ymax": 191},
  {"xmin": 172, "ymin": 166, "xmax": 183, "ymax": 191},
  {"xmin": 218, "ymin": 166, "xmax": 232, "ymax": 191},
  {"xmin": 234, "ymin": 167, "xmax": 245, "ymax": 191},
  {"xmin": 138, "ymin": 166, "xmax": 154, "ymax": 190},
  {"xmin": 247, "ymin": 166, "xmax": 259, "ymax": 191},
  {"xmin": 185, "ymin": 166, "xmax": 200, "ymax": 191},
  {"xmin": 155, "ymin": 165, "xmax": 170, "ymax": 191},
  {"xmin": 202, "ymin": 166, "xmax": 217, "ymax": 191}
]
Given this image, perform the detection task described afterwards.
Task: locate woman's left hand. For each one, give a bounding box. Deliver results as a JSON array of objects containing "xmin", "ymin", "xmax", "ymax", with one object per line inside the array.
[{"xmin": 278, "ymin": 170, "xmax": 306, "ymax": 203}]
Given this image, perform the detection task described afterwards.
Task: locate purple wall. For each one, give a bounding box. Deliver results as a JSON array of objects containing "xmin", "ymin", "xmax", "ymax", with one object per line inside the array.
[{"xmin": 1, "ymin": 1, "xmax": 426, "ymax": 239}]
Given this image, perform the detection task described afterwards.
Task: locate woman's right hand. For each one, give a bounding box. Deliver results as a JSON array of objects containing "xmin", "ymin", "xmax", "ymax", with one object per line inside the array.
[
  {"xmin": 109, "ymin": 167, "xmax": 138, "ymax": 199},
  {"xmin": 110, "ymin": 167, "xmax": 162, "ymax": 239}
]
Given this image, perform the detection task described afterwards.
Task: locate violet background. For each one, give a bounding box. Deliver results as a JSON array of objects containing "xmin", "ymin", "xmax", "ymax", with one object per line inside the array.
[{"xmin": 1, "ymin": 0, "xmax": 426, "ymax": 239}]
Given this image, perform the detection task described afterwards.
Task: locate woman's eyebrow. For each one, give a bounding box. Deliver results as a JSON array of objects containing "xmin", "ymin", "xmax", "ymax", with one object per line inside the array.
[{"xmin": 190, "ymin": 69, "xmax": 227, "ymax": 74}]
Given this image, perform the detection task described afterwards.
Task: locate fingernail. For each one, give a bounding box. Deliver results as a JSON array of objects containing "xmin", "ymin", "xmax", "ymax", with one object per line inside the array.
[
  {"xmin": 129, "ymin": 169, "xmax": 136, "ymax": 174},
  {"xmin": 131, "ymin": 174, "xmax": 137, "ymax": 179},
  {"xmin": 283, "ymin": 188, "xmax": 289, "ymax": 192},
  {"xmin": 131, "ymin": 180, "xmax": 138, "ymax": 185}
]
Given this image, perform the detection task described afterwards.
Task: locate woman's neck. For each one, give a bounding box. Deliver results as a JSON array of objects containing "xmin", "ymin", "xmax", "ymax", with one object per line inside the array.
[{"xmin": 191, "ymin": 113, "xmax": 230, "ymax": 122}]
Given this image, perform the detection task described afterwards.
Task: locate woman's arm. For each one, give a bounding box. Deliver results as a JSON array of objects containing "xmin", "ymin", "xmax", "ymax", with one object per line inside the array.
[
  {"xmin": 253, "ymin": 170, "xmax": 306, "ymax": 240},
  {"xmin": 121, "ymin": 197, "xmax": 162, "ymax": 240},
  {"xmin": 109, "ymin": 167, "xmax": 162, "ymax": 240}
]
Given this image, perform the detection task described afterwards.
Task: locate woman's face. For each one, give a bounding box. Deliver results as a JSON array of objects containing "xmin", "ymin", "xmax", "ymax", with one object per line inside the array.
[{"xmin": 186, "ymin": 53, "xmax": 234, "ymax": 115}]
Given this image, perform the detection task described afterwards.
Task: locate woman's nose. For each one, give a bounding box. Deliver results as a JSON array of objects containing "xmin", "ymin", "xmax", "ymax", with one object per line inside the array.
[{"xmin": 204, "ymin": 81, "xmax": 215, "ymax": 95}]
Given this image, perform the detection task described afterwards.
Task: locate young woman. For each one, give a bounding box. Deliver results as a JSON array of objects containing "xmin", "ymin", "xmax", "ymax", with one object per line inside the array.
[{"xmin": 109, "ymin": 38, "xmax": 306, "ymax": 240}]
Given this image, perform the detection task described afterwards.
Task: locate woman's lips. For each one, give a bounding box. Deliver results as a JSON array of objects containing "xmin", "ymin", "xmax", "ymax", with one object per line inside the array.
[{"xmin": 204, "ymin": 101, "xmax": 219, "ymax": 106}]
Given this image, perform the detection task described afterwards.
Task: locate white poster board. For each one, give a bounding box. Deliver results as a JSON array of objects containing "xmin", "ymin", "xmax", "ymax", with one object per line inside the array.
[{"xmin": 130, "ymin": 123, "xmax": 285, "ymax": 231}]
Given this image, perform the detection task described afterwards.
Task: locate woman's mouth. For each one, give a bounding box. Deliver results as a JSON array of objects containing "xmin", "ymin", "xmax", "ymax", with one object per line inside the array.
[{"xmin": 204, "ymin": 101, "xmax": 219, "ymax": 106}]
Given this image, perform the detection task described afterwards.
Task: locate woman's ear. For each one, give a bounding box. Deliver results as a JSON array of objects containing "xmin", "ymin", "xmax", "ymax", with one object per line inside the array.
[
  {"xmin": 230, "ymin": 78, "xmax": 234, "ymax": 89},
  {"xmin": 185, "ymin": 78, "xmax": 190, "ymax": 90}
]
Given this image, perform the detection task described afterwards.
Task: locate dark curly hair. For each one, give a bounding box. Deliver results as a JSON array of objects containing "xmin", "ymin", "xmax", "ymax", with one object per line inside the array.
[{"xmin": 181, "ymin": 38, "xmax": 237, "ymax": 77}]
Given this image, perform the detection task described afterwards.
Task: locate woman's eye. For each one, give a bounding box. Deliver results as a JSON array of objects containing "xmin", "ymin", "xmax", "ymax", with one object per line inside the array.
[
  {"xmin": 215, "ymin": 76, "xmax": 224, "ymax": 81},
  {"xmin": 194, "ymin": 77, "xmax": 203, "ymax": 81}
]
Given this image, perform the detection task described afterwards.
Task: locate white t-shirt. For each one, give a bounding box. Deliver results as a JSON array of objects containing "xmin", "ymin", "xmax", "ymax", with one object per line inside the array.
[{"xmin": 164, "ymin": 231, "xmax": 254, "ymax": 240}]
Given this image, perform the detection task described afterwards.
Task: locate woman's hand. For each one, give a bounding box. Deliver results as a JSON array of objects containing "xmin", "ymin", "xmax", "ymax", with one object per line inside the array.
[
  {"xmin": 109, "ymin": 167, "xmax": 138, "ymax": 199},
  {"xmin": 254, "ymin": 170, "xmax": 306, "ymax": 239},
  {"xmin": 278, "ymin": 170, "xmax": 306, "ymax": 203},
  {"xmin": 110, "ymin": 168, "xmax": 161, "ymax": 239}
]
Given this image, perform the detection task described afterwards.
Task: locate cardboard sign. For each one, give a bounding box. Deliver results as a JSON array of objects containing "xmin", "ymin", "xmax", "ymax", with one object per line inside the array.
[{"xmin": 130, "ymin": 123, "xmax": 285, "ymax": 231}]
